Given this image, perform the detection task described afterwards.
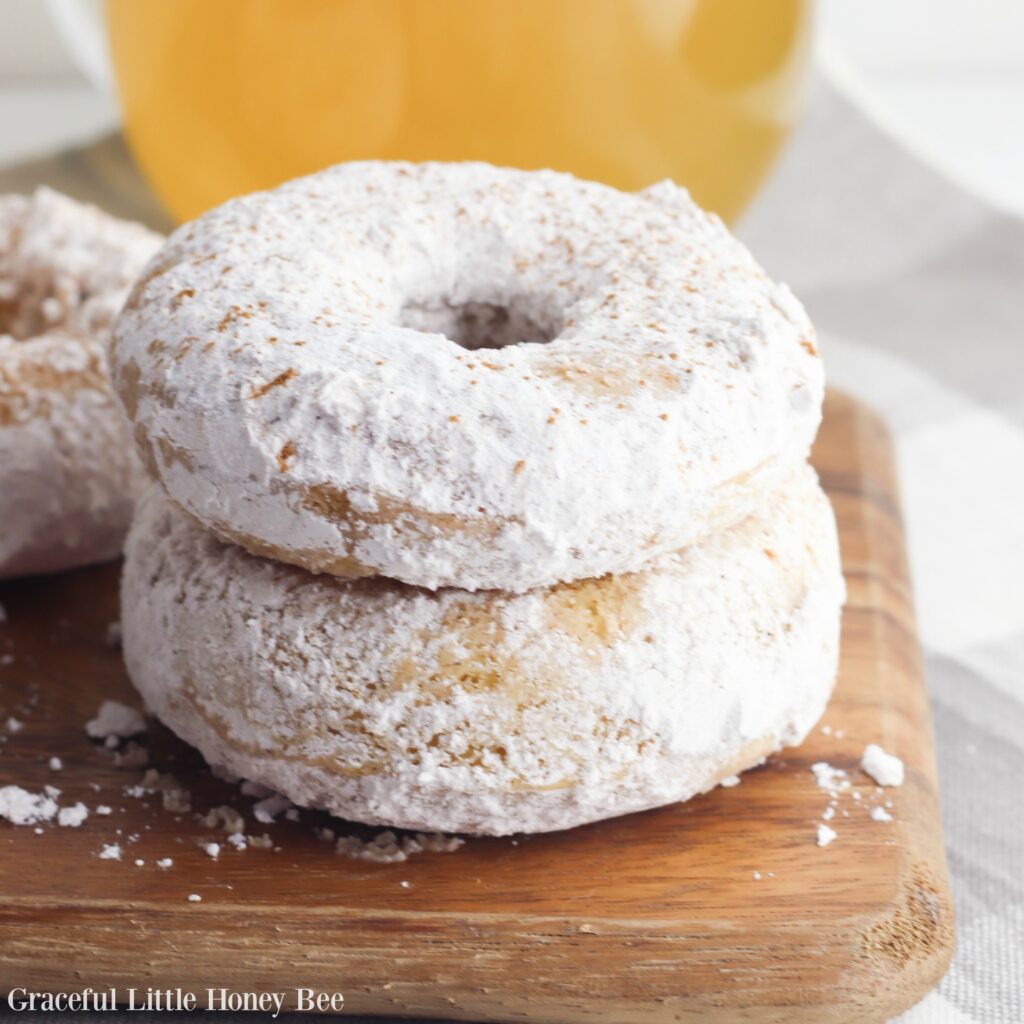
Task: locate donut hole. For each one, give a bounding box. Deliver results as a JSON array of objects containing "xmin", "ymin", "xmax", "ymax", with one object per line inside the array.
[
  {"xmin": 0, "ymin": 266, "xmax": 81, "ymax": 341},
  {"xmin": 400, "ymin": 294, "xmax": 561, "ymax": 351}
]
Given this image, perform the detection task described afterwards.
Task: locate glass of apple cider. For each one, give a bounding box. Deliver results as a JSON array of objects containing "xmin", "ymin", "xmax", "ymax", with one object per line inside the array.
[{"xmin": 104, "ymin": 0, "xmax": 811, "ymax": 224}]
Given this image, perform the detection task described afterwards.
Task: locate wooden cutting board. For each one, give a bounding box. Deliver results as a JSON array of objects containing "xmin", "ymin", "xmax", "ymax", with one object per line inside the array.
[{"xmin": 0, "ymin": 390, "xmax": 953, "ymax": 1022}]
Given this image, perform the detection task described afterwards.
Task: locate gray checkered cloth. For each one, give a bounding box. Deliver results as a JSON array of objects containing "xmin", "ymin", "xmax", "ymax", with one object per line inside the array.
[
  {"xmin": 2, "ymin": 74, "xmax": 1020, "ymax": 1024},
  {"xmin": 741, "ymin": 78, "xmax": 1024, "ymax": 1024}
]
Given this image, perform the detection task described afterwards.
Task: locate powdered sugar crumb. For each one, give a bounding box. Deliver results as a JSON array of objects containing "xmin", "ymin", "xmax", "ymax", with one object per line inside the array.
[
  {"xmin": 57, "ymin": 803, "xmax": 88, "ymax": 827},
  {"xmin": 335, "ymin": 830, "xmax": 465, "ymax": 864},
  {"xmin": 0, "ymin": 786, "xmax": 58, "ymax": 825},
  {"xmin": 86, "ymin": 700, "xmax": 146, "ymax": 742},
  {"xmin": 810, "ymin": 761, "xmax": 850, "ymax": 796},
  {"xmin": 816, "ymin": 824, "xmax": 837, "ymax": 847},
  {"xmin": 140, "ymin": 769, "xmax": 191, "ymax": 813},
  {"xmin": 197, "ymin": 804, "xmax": 245, "ymax": 835},
  {"xmin": 252, "ymin": 793, "xmax": 292, "ymax": 823},
  {"xmin": 861, "ymin": 744, "xmax": 904, "ymax": 787}
]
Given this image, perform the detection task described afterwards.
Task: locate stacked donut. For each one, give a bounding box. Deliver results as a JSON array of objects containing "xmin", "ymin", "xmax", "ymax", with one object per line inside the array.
[{"xmin": 111, "ymin": 162, "xmax": 844, "ymax": 836}]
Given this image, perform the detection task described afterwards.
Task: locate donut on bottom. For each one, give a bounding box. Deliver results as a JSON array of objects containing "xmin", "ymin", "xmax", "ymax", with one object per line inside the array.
[{"xmin": 121, "ymin": 466, "xmax": 844, "ymax": 836}]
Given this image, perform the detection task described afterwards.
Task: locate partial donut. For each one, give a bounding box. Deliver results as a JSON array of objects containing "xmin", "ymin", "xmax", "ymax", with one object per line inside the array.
[
  {"xmin": 112, "ymin": 161, "xmax": 823, "ymax": 592},
  {"xmin": 121, "ymin": 465, "xmax": 844, "ymax": 836},
  {"xmin": 0, "ymin": 189, "xmax": 162, "ymax": 578}
]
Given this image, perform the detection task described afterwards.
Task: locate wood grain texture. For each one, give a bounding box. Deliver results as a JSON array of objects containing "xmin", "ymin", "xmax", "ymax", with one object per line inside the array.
[
  {"xmin": 0, "ymin": 391, "xmax": 953, "ymax": 1022},
  {"xmin": 0, "ymin": 135, "xmax": 171, "ymax": 232}
]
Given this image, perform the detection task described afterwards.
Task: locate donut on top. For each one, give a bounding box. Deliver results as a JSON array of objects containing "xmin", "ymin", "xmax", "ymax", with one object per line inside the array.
[
  {"xmin": 121, "ymin": 465, "xmax": 844, "ymax": 836},
  {"xmin": 0, "ymin": 189, "xmax": 162, "ymax": 579},
  {"xmin": 113, "ymin": 162, "xmax": 823, "ymax": 592}
]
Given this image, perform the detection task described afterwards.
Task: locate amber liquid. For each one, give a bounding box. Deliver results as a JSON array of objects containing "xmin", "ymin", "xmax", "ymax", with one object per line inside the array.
[{"xmin": 106, "ymin": 0, "xmax": 810, "ymax": 224}]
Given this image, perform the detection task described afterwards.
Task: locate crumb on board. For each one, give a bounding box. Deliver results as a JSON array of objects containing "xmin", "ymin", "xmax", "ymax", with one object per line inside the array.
[
  {"xmin": 85, "ymin": 700, "xmax": 146, "ymax": 742},
  {"xmin": 252, "ymin": 792, "xmax": 292, "ymax": 823},
  {"xmin": 140, "ymin": 769, "xmax": 191, "ymax": 813},
  {"xmin": 0, "ymin": 786, "xmax": 57, "ymax": 825},
  {"xmin": 335, "ymin": 830, "xmax": 465, "ymax": 864},
  {"xmin": 2, "ymin": 711, "xmax": 467, "ymax": 878},
  {"xmin": 57, "ymin": 803, "xmax": 88, "ymax": 828},
  {"xmin": 811, "ymin": 761, "xmax": 850, "ymax": 796},
  {"xmin": 861, "ymin": 744, "xmax": 904, "ymax": 787},
  {"xmin": 197, "ymin": 804, "xmax": 245, "ymax": 835},
  {"xmin": 816, "ymin": 824, "xmax": 837, "ymax": 848}
]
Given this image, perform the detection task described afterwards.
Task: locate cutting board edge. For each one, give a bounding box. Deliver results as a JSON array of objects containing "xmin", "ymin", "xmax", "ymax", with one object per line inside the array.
[{"xmin": 0, "ymin": 390, "xmax": 955, "ymax": 1023}]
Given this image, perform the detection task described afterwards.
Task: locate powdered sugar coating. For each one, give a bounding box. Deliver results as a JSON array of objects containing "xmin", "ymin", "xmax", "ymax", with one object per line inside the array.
[
  {"xmin": 121, "ymin": 465, "xmax": 844, "ymax": 836},
  {"xmin": 112, "ymin": 162, "xmax": 823, "ymax": 592},
  {"xmin": 0, "ymin": 189, "xmax": 163, "ymax": 578}
]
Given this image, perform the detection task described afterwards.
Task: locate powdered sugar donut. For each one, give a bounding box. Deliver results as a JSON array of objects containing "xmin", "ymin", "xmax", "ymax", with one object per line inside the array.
[
  {"xmin": 112, "ymin": 161, "xmax": 823, "ymax": 592},
  {"xmin": 0, "ymin": 190, "xmax": 163, "ymax": 578},
  {"xmin": 121, "ymin": 464, "xmax": 844, "ymax": 836}
]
